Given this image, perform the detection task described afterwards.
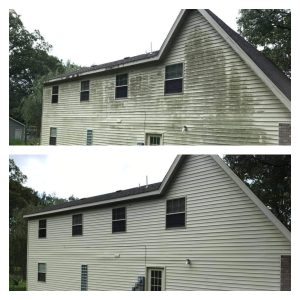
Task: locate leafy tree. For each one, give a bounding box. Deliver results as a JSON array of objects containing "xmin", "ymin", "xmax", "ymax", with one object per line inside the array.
[
  {"xmin": 223, "ymin": 155, "xmax": 291, "ymax": 230},
  {"xmin": 237, "ymin": 9, "xmax": 291, "ymax": 77},
  {"xmin": 9, "ymin": 159, "xmax": 27, "ymax": 184},
  {"xmin": 9, "ymin": 158, "xmax": 79, "ymax": 284},
  {"xmin": 9, "ymin": 9, "xmax": 66, "ymax": 122},
  {"xmin": 21, "ymin": 61, "xmax": 79, "ymax": 137}
]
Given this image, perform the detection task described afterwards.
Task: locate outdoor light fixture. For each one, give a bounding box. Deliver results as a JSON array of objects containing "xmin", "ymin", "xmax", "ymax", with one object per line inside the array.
[
  {"xmin": 186, "ymin": 259, "xmax": 191, "ymax": 265},
  {"xmin": 182, "ymin": 125, "xmax": 188, "ymax": 132}
]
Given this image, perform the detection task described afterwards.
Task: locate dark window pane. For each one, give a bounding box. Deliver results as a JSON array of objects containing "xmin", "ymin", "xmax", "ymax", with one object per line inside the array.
[
  {"xmin": 115, "ymin": 86, "xmax": 128, "ymax": 98},
  {"xmin": 167, "ymin": 198, "xmax": 185, "ymax": 214},
  {"xmin": 116, "ymin": 74, "xmax": 128, "ymax": 86},
  {"xmin": 49, "ymin": 137, "xmax": 56, "ymax": 145},
  {"xmin": 86, "ymin": 130, "xmax": 93, "ymax": 145},
  {"xmin": 39, "ymin": 229, "xmax": 46, "ymax": 238},
  {"xmin": 39, "ymin": 219, "xmax": 46, "ymax": 228},
  {"xmin": 52, "ymin": 86, "xmax": 59, "ymax": 94},
  {"xmin": 52, "ymin": 94, "xmax": 58, "ymax": 103},
  {"xmin": 80, "ymin": 91, "xmax": 89, "ymax": 101},
  {"xmin": 150, "ymin": 136, "xmax": 160, "ymax": 145},
  {"xmin": 38, "ymin": 272, "xmax": 46, "ymax": 282},
  {"xmin": 166, "ymin": 212, "xmax": 185, "ymax": 228},
  {"xmin": 81, "ymin": 265, "xmax": 88, "ymax": 291},
  {"xmin": 112, "ymin": 207, "xmax": 126, "ymax": 220},
  {"xmin": 73, "ymin": 214, "xmax": 82, "ymax": 225},
  {"xmin": 165, "ymin": 64, "xmax": 183, "ymax": 79},
  {"xmin": 112, "ymin": 220, "xmax": 126, "ymax": 232},
  {"xmin": 81, "ymin": 80, "xmax": 90, "ymax": 91},
  {"xmin": 72, "ymin": 225, "xmax": 82, "ymax": 236},
  {"xmin": 165, "ymin": 79, "xmax": 183, "ymax": 94}
]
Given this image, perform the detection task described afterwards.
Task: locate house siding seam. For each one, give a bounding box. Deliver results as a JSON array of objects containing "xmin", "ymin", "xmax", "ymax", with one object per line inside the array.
[
  {"xmin": 40, "ymin": 10, "xmax": 290, "ymax": 145},
  {"xmin": 27, "ymin": 156, "xmax": 291, "ymax": 291}
]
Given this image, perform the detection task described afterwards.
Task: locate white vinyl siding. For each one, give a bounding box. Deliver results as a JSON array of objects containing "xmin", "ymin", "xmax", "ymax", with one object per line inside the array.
[
  {"xmin": 41, "ymin": 10, "xmax": 290, "ymax": 145},
  {"xmin": 27, "ymin": 156, "xmax": 290, "ymax": 291}
]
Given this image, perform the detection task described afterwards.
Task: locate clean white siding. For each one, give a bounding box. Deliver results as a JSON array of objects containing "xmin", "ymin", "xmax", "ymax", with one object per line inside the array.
[
  {"xmin": 40, "ymin": 10, "xmax": 290, "ymax": 145},
  {"xmin": 27, "ymin": 156, "xmax": 290, "ymax": 290}
]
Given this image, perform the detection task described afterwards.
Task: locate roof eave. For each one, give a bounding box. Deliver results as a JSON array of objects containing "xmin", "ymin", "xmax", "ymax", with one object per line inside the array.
[
  {"xmin": 44, "ymin": 56, "xmax": 160, "ymax": 85},
  {"xmin": 44, "ymin": 10, "xmax": 187, "ymax": 85},
  {"xmin": 23, "ymin": 155, "xmax": 184, "ymax": 219}
]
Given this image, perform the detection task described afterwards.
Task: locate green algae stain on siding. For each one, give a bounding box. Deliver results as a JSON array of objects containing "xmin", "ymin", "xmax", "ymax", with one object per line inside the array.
[{"xmin": 183, "ymin": 12, "xmax": 269, "ymax": 144}]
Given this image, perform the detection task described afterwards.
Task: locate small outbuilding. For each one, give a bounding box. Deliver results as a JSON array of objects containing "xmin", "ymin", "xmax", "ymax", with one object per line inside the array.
[{"xmin": 9, "ymin": 117, "xmax": 25, "ymax": 143}]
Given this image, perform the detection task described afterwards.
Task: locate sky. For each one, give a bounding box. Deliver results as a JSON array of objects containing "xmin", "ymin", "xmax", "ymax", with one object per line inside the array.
[
  {"xmin": 10, "ymin": 150, "xmax": 179, "ymax": 199},
  {"xmin": 10, "ymin": 4, "xmax": 240, "ymax": 67}
]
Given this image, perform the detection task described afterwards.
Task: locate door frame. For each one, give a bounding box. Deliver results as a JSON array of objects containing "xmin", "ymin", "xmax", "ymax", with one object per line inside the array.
[{"xmin": 145, "ymin": 266, "xmax": 166, "ymax": 291}]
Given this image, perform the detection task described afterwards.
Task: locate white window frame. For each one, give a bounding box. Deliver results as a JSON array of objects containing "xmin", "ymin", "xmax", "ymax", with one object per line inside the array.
[
  {"xmin": 145, "ymin": 133, "xmax": 164, "ymax": 146},
  {"xmin": 49, "ymin": 127, "xmax": 57, "ymax": 145},
  {"xmin": 51, "ymin": 85, "xmax": 59, "ymax": 103},
  {"xmin": 115, "ymin": 73, "xmax": 128, "ymax": 99},
  {"xmin": 38, "ymin": 263, "xmax": 46, "ymax": 282},
  {"xmin": 72, "ymin": 214, "xmax": 83, "ymax": 236},
  {"xmin": 80, "ymin": 80, "xmax": 90, "ymax": 101},
  {"xmin": 112, "ymin": 206, "xmax": 127, "ymax": 233},
  {"xmin": 38, "ymin": 219, "xmax": 47, "ymax": 238},
  {"xmin": 165, "ymin": 197, "xmax": 186, "ymax": 229},
  {"xmin": 164, "ymin": 63, "xmax": 184, "ymax": 95}
]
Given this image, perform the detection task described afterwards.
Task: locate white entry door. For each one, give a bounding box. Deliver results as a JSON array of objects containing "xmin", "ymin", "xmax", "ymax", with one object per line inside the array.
[{"xmin": 147, "ymin": 267, "xmax": 165, "ymax": 291}]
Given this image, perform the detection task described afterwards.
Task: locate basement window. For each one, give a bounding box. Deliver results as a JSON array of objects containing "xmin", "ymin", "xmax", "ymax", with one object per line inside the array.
[
  {"xmin": 166, "ymin": 198, "xmax": 186, "ymax": 228},
  {"xmin": 72, "ymin": 214, "xmax": 83, "ymax": 236},
  {"xmin": 80, "ymin": 80, "xmax": 90, "ymax": 101},
  {"xmin": 38, "ymin": 263, "xmax": 46, "ymax": 282},
  {"xmin": 146, "ymin": 133, "xmax": 162, "ymax": 145},
  {"xmin": 51, "ymin": 86, "xmax": 59, "ymax": 103},
  {"xmin": 115, "ymin": 74, "xmax": 128, "ymax": 98},
  {"xmin": 112, "ymin": 207, "xmax": 126, "ymax": 233},
  {"xmin": 86, "ymin": 129, "xmax": 93, "ymax": 145},
  {"xmin": 49, "ymin": 127, "xmax": 57, "ymax": 145},
  {"xmin": 81, "ymin": 265, "xmax": 88, "ymax": 291},
  {"xmin": 165, "ymin": 63, "xmax": 183, "ymax": 94},
  {"xmin": 38, "ymin": 219, "xmax": 47, "ymax": 238}
]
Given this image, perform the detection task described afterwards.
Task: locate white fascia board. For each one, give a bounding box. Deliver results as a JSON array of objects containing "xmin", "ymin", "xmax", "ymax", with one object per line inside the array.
[
  {"xmin": 157, "ymin": 9, "xmax": 186, "ymax": 60},
  {"xmin": 158, "ymin": 155, "xmax": 183, "ymax": 193},
  {"xmin": 45, "ymin": 56, "xmax": 159, "ymax": 84},
  {"xmin": 211, "ymin": 155, "xmax": 291, "ymax": 242},
  {"xmin": 23, "ymin": 189, "xmax": 160, "ymax": 218},
  {"xmin": 199, "ymin": 10, "xmax": 291, "ymax": 112}
]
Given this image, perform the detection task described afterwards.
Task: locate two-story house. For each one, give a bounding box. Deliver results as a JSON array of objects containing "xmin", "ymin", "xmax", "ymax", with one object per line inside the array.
[
  {"xmin": 41, "ymin": 9, "xmax": 291, "ymax": 146},
  {"xmin": 24, "ymin": 155, "xmax": 291, "ymax": 290}
]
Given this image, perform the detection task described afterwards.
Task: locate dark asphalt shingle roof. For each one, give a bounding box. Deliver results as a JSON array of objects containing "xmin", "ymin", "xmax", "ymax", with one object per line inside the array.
[
  {"xmin": 49, "ymin": 51, "xmax": 159, "ymax": 81},
  {"xmin": 46, "ymin": 10, "xmax": 290, "ymax": 101},
  {"xmin": 205, "ymin": 10, "xmax": 291, "ymax": 100},
  {"xmin": 32, "ymin": 182, "xmax": 161, "ymax": 215}
]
